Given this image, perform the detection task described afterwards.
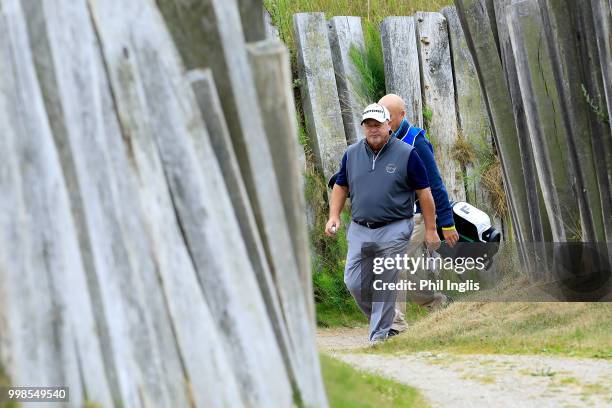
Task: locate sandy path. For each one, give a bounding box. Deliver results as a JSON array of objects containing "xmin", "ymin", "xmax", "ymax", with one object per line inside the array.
[{"xmin": 317, "ymin": 327, "xmax": 612, "ymax": 407}]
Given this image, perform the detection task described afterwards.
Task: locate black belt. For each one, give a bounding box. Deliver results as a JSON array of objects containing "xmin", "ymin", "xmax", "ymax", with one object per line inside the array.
[{"xmin": 353, "ymin": 219, "xmax": 394, "ymax": 229}]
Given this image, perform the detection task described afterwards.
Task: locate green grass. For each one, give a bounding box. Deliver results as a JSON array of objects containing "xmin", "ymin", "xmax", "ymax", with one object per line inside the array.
[
  {"xmin": 320, "ymin": 354, "xmax": 428, "ymax": 407},
  {"xmin": 369, "ymin": 302, "xmax": 612, "ymax": 359},
  {"xmin": 266, "ymin": 0, "xmax": 453, "ymax": 56},
  {"xmin": 0, "ymin": 363, "xmax": 18, "ymax": 408},
  {"xmin": 348, "ymin": 20, "xmax": 386, "ymax": 105}
]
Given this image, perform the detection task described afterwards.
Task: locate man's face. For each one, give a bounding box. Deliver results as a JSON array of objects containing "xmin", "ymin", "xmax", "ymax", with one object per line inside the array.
[
  {"xmin": 383, "ymin": 104, "xmax": 404, "ymax": 132},
  {"xmin": 362, "ymin": 119, "xmax": 390, "ymax": 150}
]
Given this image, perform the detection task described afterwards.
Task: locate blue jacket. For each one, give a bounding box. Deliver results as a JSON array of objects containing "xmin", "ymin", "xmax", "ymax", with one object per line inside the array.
[{"xmin": 394, "ymin": 118, "xmax": 455, "ymax": 228}]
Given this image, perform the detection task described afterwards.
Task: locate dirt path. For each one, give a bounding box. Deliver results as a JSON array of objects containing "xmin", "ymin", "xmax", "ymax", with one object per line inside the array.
[{"xmin": 317, "ymin": 327, "xmax": 612, "ymax": 407}]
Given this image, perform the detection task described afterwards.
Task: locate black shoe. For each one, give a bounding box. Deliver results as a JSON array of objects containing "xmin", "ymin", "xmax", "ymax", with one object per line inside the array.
[{"xmin": 387, "ymin": 328, "xmax": 400, "ymax": 338}]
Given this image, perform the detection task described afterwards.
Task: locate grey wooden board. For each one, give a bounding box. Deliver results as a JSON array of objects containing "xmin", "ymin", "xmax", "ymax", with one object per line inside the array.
[
  {"xmin": 492, "ymin": 0, "xmax": 550, "ymax": 243},
  {"xmin": 592, "ymin": 0, "xmax": 612, "ymax": 135},
  {"xmin": 537, "ymin": 0, "xmax": 611, "ymax": 242},
  {"xmin": 156, "ymin": 3, "xmax": 327, "ymax": 405},
  {"xmin": 455, "ymin": 0, "xmax": 534, "ymax": 244},
  {"xmin": 0, "ymin": 0, "xmax": 112, "ymax": 405},
  {"xmin": 246, "ymin": 40, "xmax": 315, "ymax": 319},
  {"xmin": 505, "ymin": 0, "xmax": 581, "ymax": 242},
  {"xmin": 381, "ymin": 16, "xmax": 423, "ymax": 128},
  {"xmin": 187, "ymin": 68, "xmax": 302, "ymax": 395},
  {"xmin": 294, "ymin": 12, "xmax": 347, "ymax": 182},
  {"xmin": 416, "ymin": 11, "xmax": 465, "ymax": 202},
  {"xmin": 238, "ymin": 0, "xmax": 265, "ymax": 42},
  {"xmin": 590, "ymin": 0, "xmax": 612, "ymax": 241},
  {"xmin": 507, "ymin": 0, "xmax": 581, "ymax": 242},
  {"xmin": 247, "ymin": 42, "xmax": 329, "ymax": 403},
  {"xmin": 21, "ymin": 1, "xmax": 196, "ymax": 405},
  {"xmin": 264, "ymin": 8, "xmax": 280, "ymax": 39},
  {"xmin": 155, "ymin": 3, "xmax": 327, "ymax": 405},
  {"xmin": 88, "ymin": 0, "xmax": 293, "ymax": 405},
  {"xmin": 328, "ymin": 16, "xmax": 366, "ymax": 144},
  {"xmin": 442, "ymin": 5, "xmax": 502, "ymax": 233}
]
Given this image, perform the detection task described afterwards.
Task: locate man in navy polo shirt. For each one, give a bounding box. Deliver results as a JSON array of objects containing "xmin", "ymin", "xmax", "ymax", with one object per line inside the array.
[
  {"xmin": 325, "ymin": 103, "xmax": 440, "ymax": 343},
  {"xmin": 379, "ymin": 94, "xmax": 459, "ymax": 330}
]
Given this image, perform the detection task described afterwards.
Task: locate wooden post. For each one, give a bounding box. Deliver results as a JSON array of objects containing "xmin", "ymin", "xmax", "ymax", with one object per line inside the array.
[
  {"xmin": 328, "ymin": 16, "xmax": 366, "ymax": 144},
  {"xmin": 455, "ymin": 0, "xmax": 533, "ymax": 244},
  {"xmin": 156, "ymin": 2, "xmax": 328, "ymax": 406},
  {"xmin": 294, "ymin": 13, "xmax": 347, "ymax": 182},
  {"xmin": 381, "ymin": 16, "xmax": 423, "ymax": 127},
  {"xmin": 89, "ymin": 0, "xmax": 298, "ymax": 405},
  {"xmin": 416, "ymin": 11, "xmax": 466, "ymax": 203},
  {"xmin": 246, "ymin": 40, "xmax": 315, "ymax": 318},
  {"xmin": 537, "ymin": 0, "xmax": 612, "ymax": 242},
  {"xmin": 507, "ymin": 0, "xmax": 581, "ymax": 242},
  {"xmin": 442, "ymin": 5, "xmax": 502, "ymax": 233},
  {"xmin": 0, "ymin": 0, "xmax": 113, "ymax": 404}
]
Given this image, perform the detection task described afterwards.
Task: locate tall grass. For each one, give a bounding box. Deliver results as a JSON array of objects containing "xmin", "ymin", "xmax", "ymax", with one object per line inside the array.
[
  {"xmin": 348, "ymin": 20, "xmax": 386, "ymax": 105},
  {"xmin": 265, "ymin": 0, "xmax": 453, "ymax": 56}
]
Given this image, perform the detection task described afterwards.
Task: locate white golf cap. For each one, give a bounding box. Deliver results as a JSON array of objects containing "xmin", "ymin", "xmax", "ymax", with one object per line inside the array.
[{"xmin": 361, "ymin": 103, "xmax": 390, "ymax": 124}]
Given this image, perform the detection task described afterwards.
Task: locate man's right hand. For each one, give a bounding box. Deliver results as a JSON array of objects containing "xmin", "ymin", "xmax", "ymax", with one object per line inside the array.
[
  {"xmin": 325, "ymin": 217, "xmax": 340, "ymax": 236},
  {"xmin": 425, "ymin": 228, "xmax": 441, "ymax": 251}
]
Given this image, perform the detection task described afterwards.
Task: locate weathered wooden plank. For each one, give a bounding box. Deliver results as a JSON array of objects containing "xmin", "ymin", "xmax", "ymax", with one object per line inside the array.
[
  {"xmin": 264, "ymin": 8, "xmax": 280, "ymax": 39},
  {"xmin": 381, "ymin": 16, "xmax": 423, "ymax": 127},
  {"xmin": 88, "ymin": 0, "xmax": 294, "ymax": 406},
  {"xmin": 0, "ymin": 0, "xmax": 112, "ymax": 404},
  {"xmin": 158, "ymin": 0, "xmax": 328, "ymax": 406},
  {"xmin": 248, "ymin": 40, "xmax": 330, "ymax": 402},
  {"xmin": 415, "ymin": 11, "xmax": 465, "ymax": 202},
  {"xmin": 442, "ymin": 5, "xmax": 503, "ymax": 233},
  {"xmin": 156, "ymin": 3, "xmax": 327, "ymax": 405},
  {"xmin": 247, "ymin": 40, "xmax": 314, "ymax": 315},
  {"xmin": 507, "ymin": 0, "xmax": 581, "ymax": 242},
  {"xmin": 328, "ymin": 16, "xmax": 366, "ymax": 144},
  {"xmin": 187, "ymin": 67, "xmax": 302, "ymax": 396},
  {"xmin": 492, "ymin": 0, "xmax": 550, "ymax": 243},
  {"xmin": 237, "ymin": 0, "xmax": 265, "ymax": 42},
  {"xmin": 455, "ymin": 0, "xmax": 534, "ymax": 244},
  {"xmin": 537, "ymin": 0, "xmax": 611, "ymax": 242},
  {"xmin": 592, "ymin": 0, "xmax": 612, "ymax": 135},
  {"xmin": 21, "ymin": 1, "xmax": 195, "ymax": 405},
  {"xmin": 294, "ymin": 12, "xmax": 347, "ymax": 181}
]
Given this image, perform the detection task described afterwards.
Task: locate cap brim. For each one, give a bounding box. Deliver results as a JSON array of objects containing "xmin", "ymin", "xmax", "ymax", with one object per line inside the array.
[{"xmin": 360, "ymin": 114, "xmax": 386, "ymax": 125}]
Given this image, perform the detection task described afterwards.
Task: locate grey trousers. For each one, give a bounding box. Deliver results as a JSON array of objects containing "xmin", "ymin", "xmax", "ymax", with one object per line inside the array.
[{"xmin": 344, "ymin": 218, "xmax": 414, "ymax": 341}]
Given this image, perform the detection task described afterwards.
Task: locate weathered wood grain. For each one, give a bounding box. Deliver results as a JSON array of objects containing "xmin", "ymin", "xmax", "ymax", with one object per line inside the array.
[
  {"xmin": 88, "ymin": 0, "xmax": 292, "ymax": 405},
  {"xmin": 537, "ymin": 0, "xmax": 611, "ymax": 242},
  {"xmin": 507, "ymin": 0, "xmax": 581, "ymax": 242},
  {"xmin": 294, "ymin": 12, "xmax": 348, "ymax": 182},
  {"xmin": 442, "ymin": 5, "xmax": 503, "ymax": 233},
  {"xmin": 416, "ymin": 11, "xmax": 466, "ymax": 202},
  {"xmin": 381, "ymin": 16, "xmax": 423, "ymax": 127},
  {"xmin": 328, "ymin": 16, "xmax": 366, "ymax": 144},
  {"xmin": 492, "ymin": 0, "xmax": 550, "ymax": 243},
  {"xmin": 156, "ymin": 3, "xmax": 327, "ymax": 405},
  {"xmin": 0, "ymin": 0, "xmax": 111, "ymax": 405},
  {"xmin": 455, "ymin": 0, "xmax": 533, "ymax": 244}
]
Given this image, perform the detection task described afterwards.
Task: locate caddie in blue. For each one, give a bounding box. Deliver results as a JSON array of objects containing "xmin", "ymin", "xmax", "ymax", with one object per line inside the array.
[
  {"xmin": 325, "ymin": 103, "xmax": 440, "ymax": 344},
  {"xmin": 379, "ymin": 94, "xmax": 459, "ymax": 332}
]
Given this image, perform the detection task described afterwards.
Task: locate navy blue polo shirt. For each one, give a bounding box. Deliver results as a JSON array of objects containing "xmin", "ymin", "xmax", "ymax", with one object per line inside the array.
[{"xmin": 335, "ymin": 148, "xmax": 429, "ymax": 190}]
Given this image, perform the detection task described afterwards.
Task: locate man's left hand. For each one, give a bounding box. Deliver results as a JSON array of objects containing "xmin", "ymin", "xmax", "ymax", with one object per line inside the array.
[{"xmin": 442, "ymin": 228, "xmax": 459, "ymax": 247}]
